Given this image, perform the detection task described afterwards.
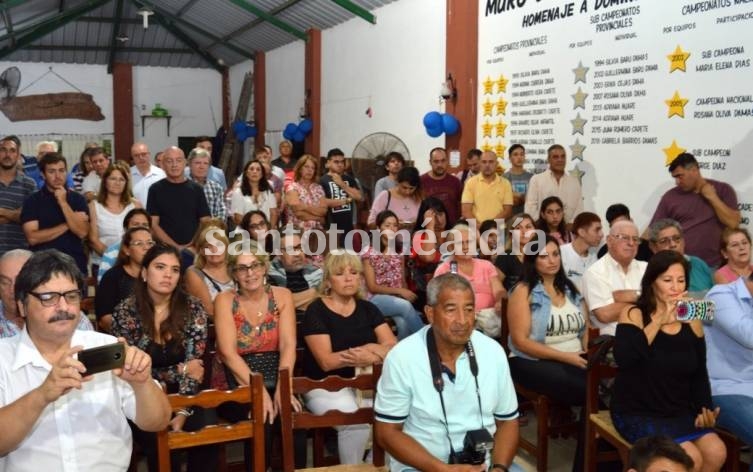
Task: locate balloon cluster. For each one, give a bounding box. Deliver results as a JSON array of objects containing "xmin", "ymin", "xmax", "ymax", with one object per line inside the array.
[
  {"xmin": 232, "ymin": 120, "xmax": 258, "ymax": 142},
  {"xmin": 283, "ymin": 118, "xmax": 314, "ymax": 142},
  {"xmin": 422, "ymin": 112, "xmax": 460, "ymax": 138}
]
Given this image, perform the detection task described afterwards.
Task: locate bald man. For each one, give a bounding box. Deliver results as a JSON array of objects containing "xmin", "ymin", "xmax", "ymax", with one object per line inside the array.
[{"xmin": 130, "ymin": 142, "xmax": 165, "ymax": 205}]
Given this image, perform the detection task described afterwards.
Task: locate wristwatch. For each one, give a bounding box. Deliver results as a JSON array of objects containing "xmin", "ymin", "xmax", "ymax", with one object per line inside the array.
[{"xmin": 489, "ymin": 464, "xmax": 509, "ymax": 472}]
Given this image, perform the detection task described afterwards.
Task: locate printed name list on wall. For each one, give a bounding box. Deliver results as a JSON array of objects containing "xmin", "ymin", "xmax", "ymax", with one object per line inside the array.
[{"xmin": 478, "ymin": 0, "xmax": 753, "ymax": 226}]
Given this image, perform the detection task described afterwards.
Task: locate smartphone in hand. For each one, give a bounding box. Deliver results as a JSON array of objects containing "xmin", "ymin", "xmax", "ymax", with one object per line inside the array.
[{"xmin": 77, "ymin": 342, "xmax": 126, "ymax": 375}]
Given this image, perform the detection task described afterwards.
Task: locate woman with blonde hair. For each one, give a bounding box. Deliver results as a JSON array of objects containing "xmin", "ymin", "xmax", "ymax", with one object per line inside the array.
[
  {"xmin": 184, "ymin": 221, "xmax": 235, "ymax": 317},
  {"xmin": 213, "ymin": 241, "xmax": 303, "ymax": 465},
  {"xmin": 88, "ymin": 161, "xmax": 140, "ymax": 276},
  {"xmin": 714, "ymin": 227, "xmax": 753, "ymax": 284},
  {"xmin": 301, "ymin": 250, "xmax": 397, "ymax": 464},
  {"xmin": 284, "ymin": 154, "xmax": 328, "ymax": 232}
]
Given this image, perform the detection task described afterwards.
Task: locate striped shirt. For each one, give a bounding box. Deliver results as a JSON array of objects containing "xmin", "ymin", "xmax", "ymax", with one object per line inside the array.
[{"xmin": 0, "ymin": 172, "xmax": 37, "ymax": 255}]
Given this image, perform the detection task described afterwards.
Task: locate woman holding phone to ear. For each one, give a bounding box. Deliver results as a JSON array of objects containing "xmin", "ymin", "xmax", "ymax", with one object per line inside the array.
[
  {"xmin": 112, "ymin": 243, "xmax": 213, "ymax": 472},
  {"xmin": 611, "ymin": 250, "xmax": 726, "ymax": 472}
]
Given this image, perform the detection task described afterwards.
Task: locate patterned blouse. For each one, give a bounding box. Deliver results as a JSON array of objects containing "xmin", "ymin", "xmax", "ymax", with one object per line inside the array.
[
  {"xmin": 362, "ymin": 245, "xmax": 404, "ymax": 297},
  {"xmin": 111, "ymin": 294, "xmax": 208, "ymax": 395},
  {"xmin": 231, "ymin": 286, "xmax": 280, "ymax": 355},
  {"xmin": 285, "ymin": 181, "xmax": 325, "ymax": 232}
]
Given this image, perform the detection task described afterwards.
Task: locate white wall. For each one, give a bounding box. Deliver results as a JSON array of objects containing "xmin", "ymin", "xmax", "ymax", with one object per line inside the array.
[
  {"xmin": 320, "ymin": 0, "xmax": 445, "ymax": 172},
  {"xmin": 265, "ymin": 41, "xmax": 306, "ymax": 133},
  {"xmin": 0, "ymin": 61, "xmax": 222, "ymax": 159},
  {"xmin": 132, "ymin": 66, "xmax": 222, "ymax": 154}
]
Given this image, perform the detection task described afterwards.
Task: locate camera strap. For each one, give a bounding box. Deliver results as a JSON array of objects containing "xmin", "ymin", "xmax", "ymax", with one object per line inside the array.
[{"xmin": 426, "ymin": 327, "xmax": 484, "ymax": 459}]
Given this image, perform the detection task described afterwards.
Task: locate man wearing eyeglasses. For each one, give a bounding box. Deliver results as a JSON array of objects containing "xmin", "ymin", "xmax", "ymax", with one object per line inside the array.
[
  {"xmin": 146, "ymin": 147, "xmax": 210, "ymax": 250},
  {"xmin": 0, "ymin": 249, "xmax": 170, "ymax": 471},
  {"xmin": 268, "ymin": 231, "xmax": 323, "ymax": 311},
  {"xmin": 0, "ymin": 249, "xmax": 93, "ymax": 338},
  {"xmin": 648, "ymin": 219, "xmax": 713, "ymax": 295},
  {"xmin": 582, "ymin": 220, "xmax": 648, "ymax": 336},
  {"xmin": 375, "ymin": 274, "xmax": 520, "ymax": 472}
]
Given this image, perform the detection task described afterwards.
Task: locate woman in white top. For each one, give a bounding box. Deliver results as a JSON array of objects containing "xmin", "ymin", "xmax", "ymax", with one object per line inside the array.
[
  {"xmin": 88, "ymin": 162, "xmax": 139, "ymax": 274},
  {"xmin": 231, "ymin": 159, "xmax": 278, "ymax": 227},
  {"xmin": 507, "ymin": 235, "xmax": 588, "ymax": 471}
]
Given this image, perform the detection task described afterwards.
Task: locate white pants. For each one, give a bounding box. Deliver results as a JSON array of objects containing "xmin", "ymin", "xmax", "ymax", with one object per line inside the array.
[{"xmin": 304, "ymin": 387, "xmax": 372, "ymax": 464}]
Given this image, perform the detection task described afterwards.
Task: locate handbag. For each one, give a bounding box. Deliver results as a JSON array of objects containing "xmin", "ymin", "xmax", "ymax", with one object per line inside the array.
[{"xmin": 224, "ymin": 351, "xmax": 280, "ymax": 391}]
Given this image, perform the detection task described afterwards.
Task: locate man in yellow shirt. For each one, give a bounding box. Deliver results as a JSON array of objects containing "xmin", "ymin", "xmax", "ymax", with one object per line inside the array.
[{"xmin": 461, "ymin": 151, "xmax": 513, "ymax": 224}]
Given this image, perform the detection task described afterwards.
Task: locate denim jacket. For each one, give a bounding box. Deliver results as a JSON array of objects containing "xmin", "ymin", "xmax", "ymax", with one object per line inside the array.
[{"xmin": 508, "ymin": 282, "xmax": 584, "ymax": 360}]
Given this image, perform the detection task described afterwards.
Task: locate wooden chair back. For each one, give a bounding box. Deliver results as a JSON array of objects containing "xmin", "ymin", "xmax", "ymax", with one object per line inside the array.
[
  {"xmin": 584, "ymin": 335, "xmax": 631, "ymax": 471},
  {"xmin": 278, "ymin": 366, "xmax": 385, "ymax": 472},
  {"xmin": 156, "ymin": 373, "xmax": 266, "ymax": 472}
]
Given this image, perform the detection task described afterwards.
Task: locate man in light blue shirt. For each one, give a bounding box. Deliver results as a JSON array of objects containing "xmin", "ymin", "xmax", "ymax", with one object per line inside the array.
[
  {"xmin": 375, "ymin": 274, "xmax": 520, "ymax": 472},
  {"xmin": 705, "ymin": 276, "xmax": 753, "ymax": 470}
]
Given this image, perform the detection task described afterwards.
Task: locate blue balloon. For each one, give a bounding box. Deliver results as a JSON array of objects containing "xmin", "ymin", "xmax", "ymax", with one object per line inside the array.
[
  {"xmin": 236, "ymin": 128, "xmax": 248, "ymax": 142},
  {"xmin": 293, "ymin": 130, "xmax": 306, "ymax": 142},
  {"xmin": 423, "ymin": 111, "xmax": 442, "ymax": 129},
  {"xmin": 246, "ymin": 124, "xmax": 258, "ymax": 138},
  {"xmin": 298, "ymin": 118, "xmax": 313, "ymax": 134},
  {"xmin": 442, "ymin": 113, "xmax": 460, "ymax": 135},
  {"xmin": 426, "ymin": 125, "xmax": 443, "ymax": 138},
  {"xmin": 232, "ymin": 120, "xmax": 245, "ymax": 136},
  {"xmin": 283, "ymin": 122, "xmax": 298, "ymax": 140}
]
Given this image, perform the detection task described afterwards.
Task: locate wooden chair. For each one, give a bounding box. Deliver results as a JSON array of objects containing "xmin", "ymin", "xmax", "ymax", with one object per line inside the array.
[
  {"xmin": 501, "ymin": 299, "xmax": 577, "ymax": 472},
  {"xmin": 584, "ymin": 335, "xmax": 631, "ymax": 472},
  {"xmin": 156, "ymin": 373, "xmax": 266, "ymax": 472},
  {"xmin": 278, "ymin": 367, "xmax": 387, "ymax": 472}
]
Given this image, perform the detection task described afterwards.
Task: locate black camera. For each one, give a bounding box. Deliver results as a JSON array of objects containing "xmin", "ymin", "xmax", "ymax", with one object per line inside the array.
[{"xmin": 448, "ymin": 429, "xmax": 494, "ymax": 465}]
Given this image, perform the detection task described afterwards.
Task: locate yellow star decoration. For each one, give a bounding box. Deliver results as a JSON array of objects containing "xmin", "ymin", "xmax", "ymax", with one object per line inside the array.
[
  {"xmin": 482, "ymin": 76, "xmax": 494, "ymax": 95},
  {"xmin": 665, "ymin": 90, "xmax": 689, "ymax": 118},
  {"xmin": 481, "ymin": 140, "xmax": 493, "ymax": 152},
  {"xmin": 496, "ymin": 74, "xmax": 509, "ymax": 94},
  {"xmin": 495, "ymin": 120, "xmax": 507, "ymax": 137},
  {"xmin": 482, "ymin": 120, "xmax": 493, "ymax": 138},
  {"xmin": 667, "ymin": 45, "xmax": 690, "ymax": 73},
  {"xmin": 482, "ymin": 98, "xmax": 493, "ymax": 117},
  {"xmin": 663, "ymin": 140, "xmax": 687, "ymax": 166},
  {"xmin": 495, "ymin": 142, "xmax": 507, "ymax": 159},
  {"xmin": 496, "ymin": 97, "xmax": 508, "ymax": 115}
]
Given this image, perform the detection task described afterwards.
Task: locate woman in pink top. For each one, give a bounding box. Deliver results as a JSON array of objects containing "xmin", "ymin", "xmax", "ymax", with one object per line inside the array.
[
  {"xmin": 714, "ymin": 227, "xmax": 753, "ymax": 283},
  {"xmin": 434, "ymin": 222, "xmax": 504, "ymax": 313},
  {"xmin": 367, "ymin": 166, "xmax": 422, "ymax": 229}
]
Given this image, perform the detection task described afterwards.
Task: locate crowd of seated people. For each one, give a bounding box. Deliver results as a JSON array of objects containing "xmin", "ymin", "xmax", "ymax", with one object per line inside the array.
[{"xmin": 2, "ymin": 134, "xmax": 752, "ymax": 472}]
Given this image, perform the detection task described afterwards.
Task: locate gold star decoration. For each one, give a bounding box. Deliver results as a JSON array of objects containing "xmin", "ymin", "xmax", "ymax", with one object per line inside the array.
[
  {"xmin": 482, "ymin": 120, "xmax": 493, "ymax": 138},
  {"xmin": 570, "ymin": 139, "xmax": 586, "ymax": 161},
  {"xmin": 667, "ymin": 45, "xmax": 691, "ymax": 73},
  {"xmin": 496, "ymin": 97, "xmax": 508, "ymax": 115},
  {"xmin": 571, "ymin": 113, "xmax": 587, "ymax": 135},
  {"xmin": 494, "ymin": 120, "xmax": 507, "ymax": 137},
  {"xmin": 573, "ymin": 61, "xmax": 589, "ymax": 84},
  {"xmin": 482, "ymin": 76, "xmax": 494, "ymax": 95},
  {"xmin": 663, "ymin": 140, "xmax": 687, "ymax": 166},
  {"xmin": 572, "ymin": 87, "xmax": 588, "ymax": 110},
  {"xmin": 665, "ymin": 90, "xmax": 689, "ymax": 118},
  {"xmin": 496, "ymin": 74, "xmax": 509, "ymax": 94},
  {"xmin": 495, "ymin": 142, "xmax": 507, "ymax": 158},
  {"xmin": 481, "ymin": 140, "xmax": 492, "ymax": 152},
  {"xmin": 482, "ymin": 98, "xmax": 493, "ymax": 117},
  {"xmin": 569, "ymin": 165, "xmax": 585, "ymax": 182}
]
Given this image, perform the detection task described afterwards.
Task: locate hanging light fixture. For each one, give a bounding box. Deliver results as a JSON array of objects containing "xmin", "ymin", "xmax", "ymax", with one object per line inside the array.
[{"xmin": 137, "ymin": 6, "xmax": 154, "ymax": 29}]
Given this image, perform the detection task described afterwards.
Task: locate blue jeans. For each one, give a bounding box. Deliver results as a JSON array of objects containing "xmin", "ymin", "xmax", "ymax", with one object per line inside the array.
[
  {"xmin": 369, "ymin": 294, "xmax": 424, "ymax": 340},
  {"xmin": 713, "ymin": 394, "xmax": 753, "ymax": 472}
]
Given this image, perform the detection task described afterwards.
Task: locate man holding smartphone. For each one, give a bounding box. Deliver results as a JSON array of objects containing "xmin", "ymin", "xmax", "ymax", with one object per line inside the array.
[{"xmin": 0, "ymin": 249, "xmax": 170, "ymax": 471}]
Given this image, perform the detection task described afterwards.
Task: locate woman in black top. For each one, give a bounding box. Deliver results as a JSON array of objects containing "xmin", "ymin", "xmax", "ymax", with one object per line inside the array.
[
  {"xmin": 495, "ymin": 212, "xmax": 536, "ymax": 295},
  {"xmin": 611, "ymin": 250, "xmax": 726, "ymax": 471},
  {"xmin": 302, "ymin": 250, "xmax": 396, "ymax": 464},
  {"xmin": 95, "ymin": 227, "xmax": 154, "ymax": 332}
]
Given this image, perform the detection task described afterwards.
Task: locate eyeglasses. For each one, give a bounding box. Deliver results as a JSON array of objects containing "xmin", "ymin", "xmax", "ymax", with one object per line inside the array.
[
  {"xmin": 611, "ymin": 234, "xmax": 640, "ymax": 244},
  {"xmin": 655, "ymin": 235, "xmax": 683, "ymax": 246},
  {"xmin": 248, "ymin": 223, "xmax": 268, "ymax": 231},
  {"xmin": 28, "ymin": 290, "xmax": 82, "ymax": 307},
  {"xmin": 234, "ymin": 262, "xmax": 265, "ymax": 273},
  {"xmin": 163, "ymin": 159, "xmax": 185, "ymax": 166},
  {"xmin": 130, "ymin": 240, "xmax": 155, "ymax": 248}
]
